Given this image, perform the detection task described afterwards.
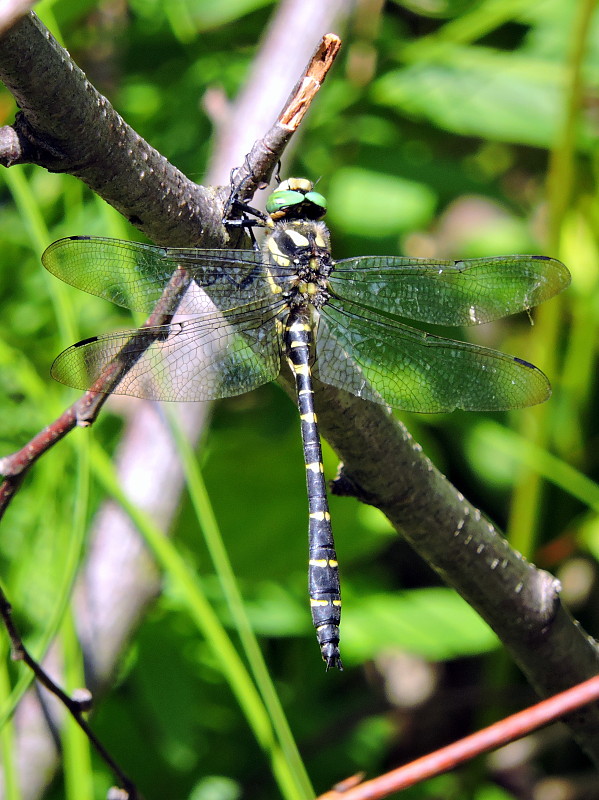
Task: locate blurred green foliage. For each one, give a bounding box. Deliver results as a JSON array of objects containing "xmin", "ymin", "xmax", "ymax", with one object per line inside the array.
[{"xmin": 1, "ymin": 0, "xmax": 598, "ymax": 799}]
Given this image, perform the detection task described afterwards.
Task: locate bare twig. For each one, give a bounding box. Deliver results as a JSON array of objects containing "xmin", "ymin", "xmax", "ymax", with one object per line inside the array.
[
  {"xmin": 316, "ymin": 676, "xmax": 599, "ymax": 799},
  {"xmin": 0, "ymin": 585, "xmax": 141, "ymax": 799},
  {"xmin": 228, "ymin": 33, "xmax": 341, "ymax": 204},
  {"xmin": 0, "ymin": 271, "xmax": 191, "ymax": 513},
  {"xmin": 208, "ymin": 0, "xmax": 348, "ymax": 180}
]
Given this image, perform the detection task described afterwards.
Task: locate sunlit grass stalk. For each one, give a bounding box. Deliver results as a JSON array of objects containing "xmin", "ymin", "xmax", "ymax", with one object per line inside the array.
[
  {"xmin": 400, "ymin": 0, "xmax": 533, "ymax": 59},
  {"xmin": 0, "ymin": 169, "xmax": 91, "ymax": 731},
  {"xmin": 474, "ymin": 420, "xmax": 599, "ymax": 510},
  {"xmin": 0, "ymin": 652, "xmax": 22, "ymax": 800},
  {"xmin": 61, "ymin": 610, "xmax": 94, "ymax": 800},
  {"xmin": 2, "ymin": 166, "xmax": 76, "ymax": 346},
  {"xmin": 546, "ymin": 0, "xmax": 598, "ymax": 244},
  {"xmin": 61, "ymin": 431, "xmax": 93, "ymax": 800},
  {"xmin": 165, "ymin": 407, "xmax": 314, "ymax": 799},
  {"xmin": 506, "ymin": 0, "xmax": 596, "ymax": 557},
  {"xmin": 90, "ymin": 441, "xmax": 312, "ymax": 800}
]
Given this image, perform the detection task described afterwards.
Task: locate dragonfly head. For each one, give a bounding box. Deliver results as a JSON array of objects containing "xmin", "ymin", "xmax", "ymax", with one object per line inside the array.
[{"xmin": 266, "ymin": 178, "xmax": 327, "ymax": 222}]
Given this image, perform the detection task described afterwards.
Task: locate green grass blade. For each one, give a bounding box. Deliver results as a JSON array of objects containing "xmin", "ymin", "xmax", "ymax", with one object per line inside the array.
[
  {"xmin": 2, "ymin": 166, "xmax": 76, "ymax": 347},
  {"xmin": 61, "ymin": 611, "xmax": 94, "ymax": 800},
  {"xmin": 165, "ymin": 407, "xmax": 314, "ymax": 799},
  {"xmin": 90, "ymin": 440, "xmax": 310, "ymax": 800},
  {"xmin": 469, "ymin": 420, "xmax": 599, "ymax": 510},
  {"xmin": 0, "ymin": 652, "xmax": 22, "ymax": 800}
]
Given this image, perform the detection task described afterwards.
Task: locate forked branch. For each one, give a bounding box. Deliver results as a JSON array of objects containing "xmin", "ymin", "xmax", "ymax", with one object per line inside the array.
[{"xmin": 1, "ymin": 4, "xmax": 599, "ymax": 786}]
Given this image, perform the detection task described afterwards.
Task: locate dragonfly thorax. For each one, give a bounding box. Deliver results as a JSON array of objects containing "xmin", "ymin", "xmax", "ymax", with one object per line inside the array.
[{"xmin": 264, "ymin": 220, "xmax": 334, "ymax": 310}]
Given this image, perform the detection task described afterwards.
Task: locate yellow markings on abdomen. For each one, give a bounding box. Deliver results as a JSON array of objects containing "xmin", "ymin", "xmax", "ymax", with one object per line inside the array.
[
  {"xmin": 309, "ymin": 511, "xmax": 330, "ymax": 521},
  {"xmin": 301, "ymin": 411, "xmax": 317, "ymax": 424},
  {"xmin": 306, "ymin": 462, "xmax": 324, "ymax": 473},
  {"xmin": 287, "ymin": 321, "xmax": 310, "ymax": 332},
  {"xmin": 291, "ymin": 364, "xmax": 310, "ymax": 376},
  {"xmin": 316, "ymin": 622, "xmax": 340, "ymax": 634},
  {"xmin": 310, "ymin": 598, "xmax": 342, "ymax": 609},
  {"xmin": 309, "ymin": 558, "xmax": 338, "ymax": 568}
]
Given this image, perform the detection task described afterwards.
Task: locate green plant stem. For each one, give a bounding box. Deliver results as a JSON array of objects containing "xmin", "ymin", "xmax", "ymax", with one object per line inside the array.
[
  {"xmin": 0, "ymin": 651, "xmax": 22, "ymax": 800},
  {"xmin": 91, "ymin": 441, "xmax": 311, "ymax": 800},
  {"xmin": 166, "ymin": 408, "xmax": 314, "ymax": 799},
  {"xmin": 546, "ymin": 0, "xmax": 598, "ymax": 249},
  {"xmin": 61, "ymin": 610, "xmax": 94, "ymax": 800},
  {"xmin": 2, "ymin": 166, "xmax": 75, "ymax": 346},
  {"xmin": 400, "ymin": 0, "xmax": 533, "ymax": 60},
  {"xmin": 474, "ymin": 420, "xmax": 599, "ymax": 510},
  {"xmin": 507, "ymin": 0, "xmax": 596, "ymax": 557},
  {"xmin": 0, "ymin": 168, "xmax": 90, "ymax": 728}
]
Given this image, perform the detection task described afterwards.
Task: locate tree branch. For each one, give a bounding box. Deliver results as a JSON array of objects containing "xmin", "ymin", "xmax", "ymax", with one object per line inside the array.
[
  {"xmin": 315, "ymin": 381, "xmax": 599, "ymax": 760},
  {"xmin": 0, "ymin": 12, "xmax": 220, "ymax": 247},
  {"xmin": 2, "ymin": 3, "xmax": 599, "ymax": 794}
]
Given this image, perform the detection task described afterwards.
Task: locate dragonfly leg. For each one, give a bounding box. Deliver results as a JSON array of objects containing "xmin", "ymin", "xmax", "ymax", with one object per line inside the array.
[
  {"xmin": 223, "ymin": 200, "xmax": 268, "ymax": 252},
  {"xmin": 226, "ymin": 200, "xmax": 268, "ymax": 223}
]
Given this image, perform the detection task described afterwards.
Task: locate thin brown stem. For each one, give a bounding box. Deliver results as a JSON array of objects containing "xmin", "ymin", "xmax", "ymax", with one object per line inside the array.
[
  {"xmin": 0, "ymin": 585, "xmax": 141, "ymax": 799},
  {"xmin": 317, "ymin": 676, "xmax": 599, "ymax": 800}
]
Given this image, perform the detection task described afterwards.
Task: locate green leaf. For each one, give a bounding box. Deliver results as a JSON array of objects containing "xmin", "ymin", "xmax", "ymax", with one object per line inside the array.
[
  {"xmin": 327, "ymin": 167, "xmax": 437, "ymax": 237},
  {"xmin": 341, "ymin": 588, "xmax": 499, "ymax": 663},
  {"xmin": 373, "ymin": 46, "xmax": 594, "ymax": 149}
]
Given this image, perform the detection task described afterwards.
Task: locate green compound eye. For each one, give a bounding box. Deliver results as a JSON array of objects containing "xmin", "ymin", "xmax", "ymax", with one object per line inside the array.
[
  {"xmin": 305, "ymin": 191, "xmax": 327, "ymax": 211},
  {"xmin": 266, "ymin": 189, "xmax": 305, "ymax": 214}
]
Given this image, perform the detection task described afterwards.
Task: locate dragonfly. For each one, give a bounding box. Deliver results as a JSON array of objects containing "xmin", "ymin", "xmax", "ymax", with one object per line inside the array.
[{"xmin": 41, "ymin": 177, "xmax": 570, "ymax": 670}]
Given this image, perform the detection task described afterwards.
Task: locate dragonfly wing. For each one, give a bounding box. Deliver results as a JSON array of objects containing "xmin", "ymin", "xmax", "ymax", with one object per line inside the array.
[
  {"xmin": 330, "ymin": 255, "xmax": 570, "ymax": 326},
  {"xmin": 51, "ymin": 302, "xmax": 283, "ymax": 402},
  {"xmin": 42, "ymin": 236, "xmax": 268, "ymax": 314},
  {"xmin": 313, "ymin": 312, "xmax": 388, "ymax": 406},
  {"xmin": 318, "ymin": 300, "xmax": 550, "ymax": 412}
]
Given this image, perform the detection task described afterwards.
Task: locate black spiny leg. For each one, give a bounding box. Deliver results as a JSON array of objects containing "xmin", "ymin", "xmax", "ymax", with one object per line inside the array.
[
  {"xmin": 223, "ymin": 200, "xmax": 268, "ymax": 251},
  {"xmin": 285, "ymin": 308, "xmax": 343, "ymax": 670}
]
